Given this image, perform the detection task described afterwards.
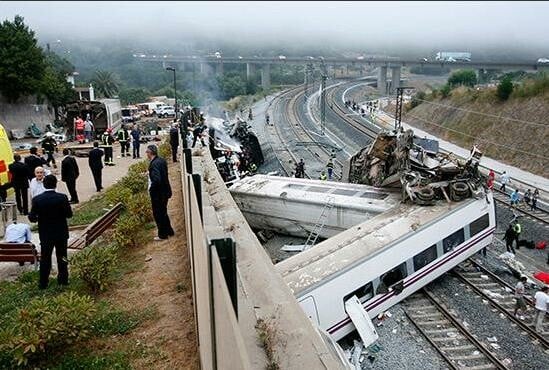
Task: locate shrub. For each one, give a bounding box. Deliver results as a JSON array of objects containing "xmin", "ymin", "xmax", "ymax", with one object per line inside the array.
[
  {"xmin": 448, "ymin": 69, "xmax": 477, "ymax": 87},
  {"xmin": 128, "ymin": 159, "xmax": 149, "ymax": 174},
  {"xmin": 0, "ymin": 292, "xmax": 96, "ymax": 366},
  {"xmin": 113, "ymin": 214, "xmax": 142, "ymax": 249},
  {"xmin": 105, "ymin": 185, "xmax": 133, "ymax": 206},
  {"xmin": 70, "ymin": 245, "xmax": 119, "ymax": 293},
  {"xmin": 440, "ymin": 84, "xmax": 452, "ymax": 98},
  {"xmin": 496, "ymin": 76, "xmax": 513, "ymax": 101},
  {"xmin": 117, "ymin": 170, "xmax": 148, "ymax": 195},
  {"xmin": 158, "ymin": 141, "xmax": 172, "ymax": 159},
  {"xmin": 127, "ymin": 192, "xmax": 152, "ymax": 223}
]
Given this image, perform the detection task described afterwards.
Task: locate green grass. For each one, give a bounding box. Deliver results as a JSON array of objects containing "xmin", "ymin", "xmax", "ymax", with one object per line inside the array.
[
  {"xmin": 69, "ymin": 193, "xmax": 112, "ymax": 226},
  {"xmin": 52, "ymin": 351, "xmax": 132, "ymax": 370}
]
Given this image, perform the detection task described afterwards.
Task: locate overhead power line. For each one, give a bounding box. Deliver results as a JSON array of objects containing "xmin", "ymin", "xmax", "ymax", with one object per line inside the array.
[
  {"xmin": 414, "ymin": 98, "xmax": 549, "ymax": 128},
  {"xmin": 404, "ymin": 113, "xmax": 549, "ymax": 160}
]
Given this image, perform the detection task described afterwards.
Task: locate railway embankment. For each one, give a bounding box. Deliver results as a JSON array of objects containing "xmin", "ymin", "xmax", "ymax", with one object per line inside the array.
[{"xmin": 401, "ymin": 79, "xmax": 549, "ymax": 177}]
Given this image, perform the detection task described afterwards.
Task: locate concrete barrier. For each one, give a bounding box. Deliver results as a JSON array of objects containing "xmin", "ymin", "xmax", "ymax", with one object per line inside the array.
[{"xmin": 180, "ymin": 147, "xmax": 349, "ymax": 370}]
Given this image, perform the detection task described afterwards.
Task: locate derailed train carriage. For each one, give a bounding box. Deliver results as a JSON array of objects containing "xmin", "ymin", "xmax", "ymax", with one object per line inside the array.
[{"xmin": 231, "ymin": 128, "xmax": 495, "ymax": 343}]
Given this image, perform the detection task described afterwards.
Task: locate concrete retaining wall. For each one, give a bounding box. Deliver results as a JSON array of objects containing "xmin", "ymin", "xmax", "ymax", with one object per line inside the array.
[{"xmin": 0, "ymin": 94, "xmax": 54, "ymax": 132}]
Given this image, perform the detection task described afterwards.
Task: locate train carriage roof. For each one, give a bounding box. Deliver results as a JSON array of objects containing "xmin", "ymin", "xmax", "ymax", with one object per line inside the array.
[{"xmin": 275, "ymin": 196, "xmax": 479, "ymax": 296}]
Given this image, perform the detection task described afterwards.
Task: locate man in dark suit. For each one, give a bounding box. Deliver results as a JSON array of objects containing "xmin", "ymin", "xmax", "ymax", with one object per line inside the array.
[
  {"xmin": 88, "ymin": 141, "xmax": 104, "ymax": 192},
  {"xmin": 61, "ymin": 148, "xmax": 80, "ymax": 203},
  {"xmin": 146, "ymin": 144, "xmax": 174, "ymax": 240},
  {"xmin": 169, "ymin": 122, "xmax": 179, "ymax": 162},
  {"xmin": 28, "ymin": 175, "xmax": 72, "ymax": 289},
  {"xmin": 24, "ymin": 146, "xmax": 46, "ymax": 180},
  {"xmin": 8, "ymin": 154, "xmax": 30, "ymax": 215}
]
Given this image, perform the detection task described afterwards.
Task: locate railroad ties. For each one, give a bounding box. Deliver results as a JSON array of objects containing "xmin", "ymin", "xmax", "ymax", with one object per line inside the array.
[
  {"xmin": 404, "ymin": 289, "xmax": 508, "ymax": 370},
  {"xmin": 454, "ymin": 260, "xmax": 549, "ymax": 350}
]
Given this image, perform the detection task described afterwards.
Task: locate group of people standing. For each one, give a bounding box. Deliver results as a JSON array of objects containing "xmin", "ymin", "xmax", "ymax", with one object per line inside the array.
[{"xmin": 99, "ymin": 124, "xmax": 143, "ymax": 166}]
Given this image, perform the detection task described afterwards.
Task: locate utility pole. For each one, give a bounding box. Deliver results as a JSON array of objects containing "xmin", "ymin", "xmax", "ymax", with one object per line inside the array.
[
  {"xmin": 319, "ymin": 60, "xmax": 328, "ymax": 135},
  {"xmin": 305, "ymin": 63, "xmax": 313, "ymax": 97},
  {"xmin": 394, "ymin": 86, "xmax": 413, "ymax": 132},
  {"xmin": 166, "ymin": 67, "xmax": 177, "ymax": 118}
]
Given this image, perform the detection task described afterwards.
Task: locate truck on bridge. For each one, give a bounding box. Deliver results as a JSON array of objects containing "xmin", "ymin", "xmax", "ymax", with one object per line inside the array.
[{"xmin": 435, "ymin": 51, "xmax": 471, "ymax": 62}]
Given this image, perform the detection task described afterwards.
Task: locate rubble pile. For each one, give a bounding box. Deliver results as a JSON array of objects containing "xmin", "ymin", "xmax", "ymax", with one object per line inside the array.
[{"xmin": 348, "ymin": 129, "xmax": 486, "ymax": 205}]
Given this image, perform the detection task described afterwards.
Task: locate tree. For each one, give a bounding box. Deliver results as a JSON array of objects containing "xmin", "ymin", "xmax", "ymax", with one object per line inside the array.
[
  {"xmin": 0, "ymin": 15, "xmax": 45, "ymax": 102},
  {"xmin": 40, "ymin": 51, "xmax": 75, "ymax": 119},
  {"xmin": 496, "ymin": 76, "xmax": 513, "ymax": 101},
  {"xmin": 447, "ymin": 69, "xmax": 477, "ymax": 87},
  {"xmin": 92, "ymin": 70, "xmax": 119, "ymax": 98},
  {"xmin": 216, "ymin": 73, "xmax": 246, "ymax": 100},
  {"xmin": 118, "ymin": 87, "xmax": 151, "ymax": 105}
]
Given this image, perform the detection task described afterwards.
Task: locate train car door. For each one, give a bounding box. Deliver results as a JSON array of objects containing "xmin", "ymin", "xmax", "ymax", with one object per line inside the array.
[{"xmin": 298, "ymin": 296, "xmax": 320, "ymax": 325}]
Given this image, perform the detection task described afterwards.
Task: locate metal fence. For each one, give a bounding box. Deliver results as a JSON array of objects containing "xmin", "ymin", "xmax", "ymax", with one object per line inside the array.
[{"xmin": 181, "ymin": 149, "xmax": 251, "ymax": 370}]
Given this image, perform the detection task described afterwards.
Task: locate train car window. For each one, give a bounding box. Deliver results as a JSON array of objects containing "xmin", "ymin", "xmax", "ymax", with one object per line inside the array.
[
  {"xmin": 376, "ymin": 263, "xmax": 407, "ymax": 294},
  {"xmin": 469, "ymin": 214, "xmax": 489, "ymax": 237},
  {"xmin": 285, "ymin": 184, "xmax": 306, "ymax": 190},
  {"xmin": 343, "ymin": 282, "xmax": 374, "ymax": 304},
  {"xmin": 307, "ymin": 186, "xmax": 331, "ymax": 193},
  {"xmin": 443, "ymin": 228, "xmax": 465, "ymax": 253},
  {"xmin": 359, "ymin": 192, "xmax": 389, "ymax": 200},
  {"xmin": 332, "ymin": 189, "xmax": 358, "ymax": 196},
  {"xmin": 413, "ymin": 244, "xmax": 438, "ymax": 271}
]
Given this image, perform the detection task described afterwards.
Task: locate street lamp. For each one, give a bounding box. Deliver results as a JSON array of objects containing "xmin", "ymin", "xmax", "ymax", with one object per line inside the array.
[{"xmin": 165, "ymin": 67, "xmax": 177, "ymax": 119}]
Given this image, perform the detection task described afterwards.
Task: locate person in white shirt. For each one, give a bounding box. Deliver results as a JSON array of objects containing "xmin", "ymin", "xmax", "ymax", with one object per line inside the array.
[
  {"xmin": 4, "ymin": 221, "xmax": 32, "ymax": 243},
  {"xmin": 499, "ymin": 171, "xmax": 511, "ymax": 192},
  {"xmin": 534, "ymin": 286, "xmax": 548, "ymax": 333},
  {"xmin": 30, "ymin": 166, "xmax": 47, "ymax": 199}
]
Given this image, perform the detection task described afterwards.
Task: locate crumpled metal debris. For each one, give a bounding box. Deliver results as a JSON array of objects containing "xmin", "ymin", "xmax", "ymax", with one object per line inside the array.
[{"xmin": 348, "ymin": 129, "xmax": 486, "ymax": 205}]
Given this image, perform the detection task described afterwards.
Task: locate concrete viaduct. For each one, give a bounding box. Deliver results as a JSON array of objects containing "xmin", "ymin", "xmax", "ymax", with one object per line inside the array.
[{"xmin": 137, "ymin": 54, "xmax": 544, "ymax": 94}]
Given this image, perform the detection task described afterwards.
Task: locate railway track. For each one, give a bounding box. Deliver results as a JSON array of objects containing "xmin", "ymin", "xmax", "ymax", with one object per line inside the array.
[
  {"xmin": 454, "ymin": 260, "xmax": 549, "ymax": 349},
  {"xmin": 404, "ymin": 289, "xmax": 509, "ymax": 370},
  {"xmin": 269, "ymin": 84, "xmax": 346, "ymax": 180},
  {"xmin": 492, "ymin": 188, "xmax": 549, "ymax": 226}
]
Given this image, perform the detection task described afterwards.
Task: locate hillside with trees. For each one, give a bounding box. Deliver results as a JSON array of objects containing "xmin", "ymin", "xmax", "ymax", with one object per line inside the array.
[{"xmin": 403, "ymin": 71, "xmax": 549, "ymax": 176}]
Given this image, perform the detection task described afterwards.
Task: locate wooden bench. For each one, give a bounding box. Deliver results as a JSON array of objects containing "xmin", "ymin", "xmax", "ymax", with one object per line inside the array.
[
  {"xmin": 0, "ymin": 242, "xmax": 39, "ymax": 269},
  {"xmin": 69, "ymin": 203, "xmax": 123, "ymax": 250}
]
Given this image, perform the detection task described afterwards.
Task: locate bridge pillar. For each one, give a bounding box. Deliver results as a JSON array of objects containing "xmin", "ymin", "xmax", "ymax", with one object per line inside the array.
[
  {"xmin": 246, "ymin": 63, "xmax": 256, "ymax": 80},
  {"xmin": 216, "ymin": 62, "xmax": 224, "ymax": 76},
  {"xmin": 261, "ymin": 64, "xmax": 271, "ymax": 90},
  {"xmin": 200, "ymin": 62, "xmax": 213, "ymax": 76},
  {"xmin": 377, "ymin": 66, "xmax": 387, "ymax": 94},
  {"xmin": 390, "ymin": 66, "xmax": 401, "ymax": 94}
]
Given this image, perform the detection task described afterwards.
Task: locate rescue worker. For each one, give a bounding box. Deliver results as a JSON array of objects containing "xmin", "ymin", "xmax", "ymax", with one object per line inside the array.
[
  {"xmin": 265, "ymin": 113, "xmax": 270, "ymax": 125},
  {"xmin": 503, "ymin": 224, "xmax": 516, "ymax": 254},
  {"xmin": 513, "ymin": 221, "xmax": 522, "ymax": 249},
  {"xmin": 101, "ymin": 128, "xmax": 115, "ymax": 166},
  {"xmin": 319, "ymin": 171, "xmax": 327, "ymax": 181},
  {"xmin": 326, "ymin": 159, "xmax": 334, "ymax": 180},
  {"xmin": 41, "ymin": 132, "xmax": 58, "ymax": 169},
  {"xmin": 117, "ymin": 125, "xmax": 130, "ymax": 157},
  {"xmin": 248, "ymin": 108, "xmax": 253, "ymax": 121},
  {"xmin": 487, "ymin": 169, "xmax": 495, "ymax": 190},
  {"xmin": 295, "ymin": 159, "xmax": 305, "ymax": 178}
]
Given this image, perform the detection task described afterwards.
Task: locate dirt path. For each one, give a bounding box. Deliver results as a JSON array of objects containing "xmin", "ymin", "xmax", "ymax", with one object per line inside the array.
[{"xmin": 104, "ymin": 161, "xmax": 199, "ymax": 369}]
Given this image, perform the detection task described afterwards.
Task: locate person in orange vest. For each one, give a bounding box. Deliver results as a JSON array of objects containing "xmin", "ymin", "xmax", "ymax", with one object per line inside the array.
[{"xmin": 487, "ymin": 169, "xmax": 495, "ymax": 190}]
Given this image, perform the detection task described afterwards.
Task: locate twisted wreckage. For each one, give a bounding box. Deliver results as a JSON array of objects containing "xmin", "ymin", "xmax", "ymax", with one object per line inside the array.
[{"xmin": 346, "ymin": 128, "xmax": 485, "ymax": 204}]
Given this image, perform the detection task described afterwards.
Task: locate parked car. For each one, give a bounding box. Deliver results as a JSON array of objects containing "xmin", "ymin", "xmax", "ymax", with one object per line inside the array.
[
  {"xmin": 155, "ymin": 106, "xmax": 176, "ymax": 118},
  {"xmin": 214, "ymin": 51, "xmax": 222, "ymax": 59},
  {"xmin": 278, "ymin": 55, "xmax": 287, "ymax": 60},
  {"xmin": 537, "ymin": 58, "xmax": 549, "ymax": 64}
]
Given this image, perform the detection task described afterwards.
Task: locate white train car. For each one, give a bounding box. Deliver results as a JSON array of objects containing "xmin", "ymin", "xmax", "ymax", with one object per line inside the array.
[
  {"xmin": 230, "ymin": 175, "xmax": 400, "ymax": 239},
  {"xmin": 276, "ymin": 191, "xmax": 495, "ymax": 341}
]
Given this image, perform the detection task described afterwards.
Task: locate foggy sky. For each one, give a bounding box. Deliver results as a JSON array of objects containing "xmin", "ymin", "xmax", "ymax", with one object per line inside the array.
[{"xmin": 1, "ymin": 1, "xmax": 549, "ymax": 54}]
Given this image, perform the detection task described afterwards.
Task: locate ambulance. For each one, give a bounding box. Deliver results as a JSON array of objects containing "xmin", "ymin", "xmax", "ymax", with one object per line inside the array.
[{"xmin": 0, "ymin": 123, "xmax": 14, "ymax": 186}]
